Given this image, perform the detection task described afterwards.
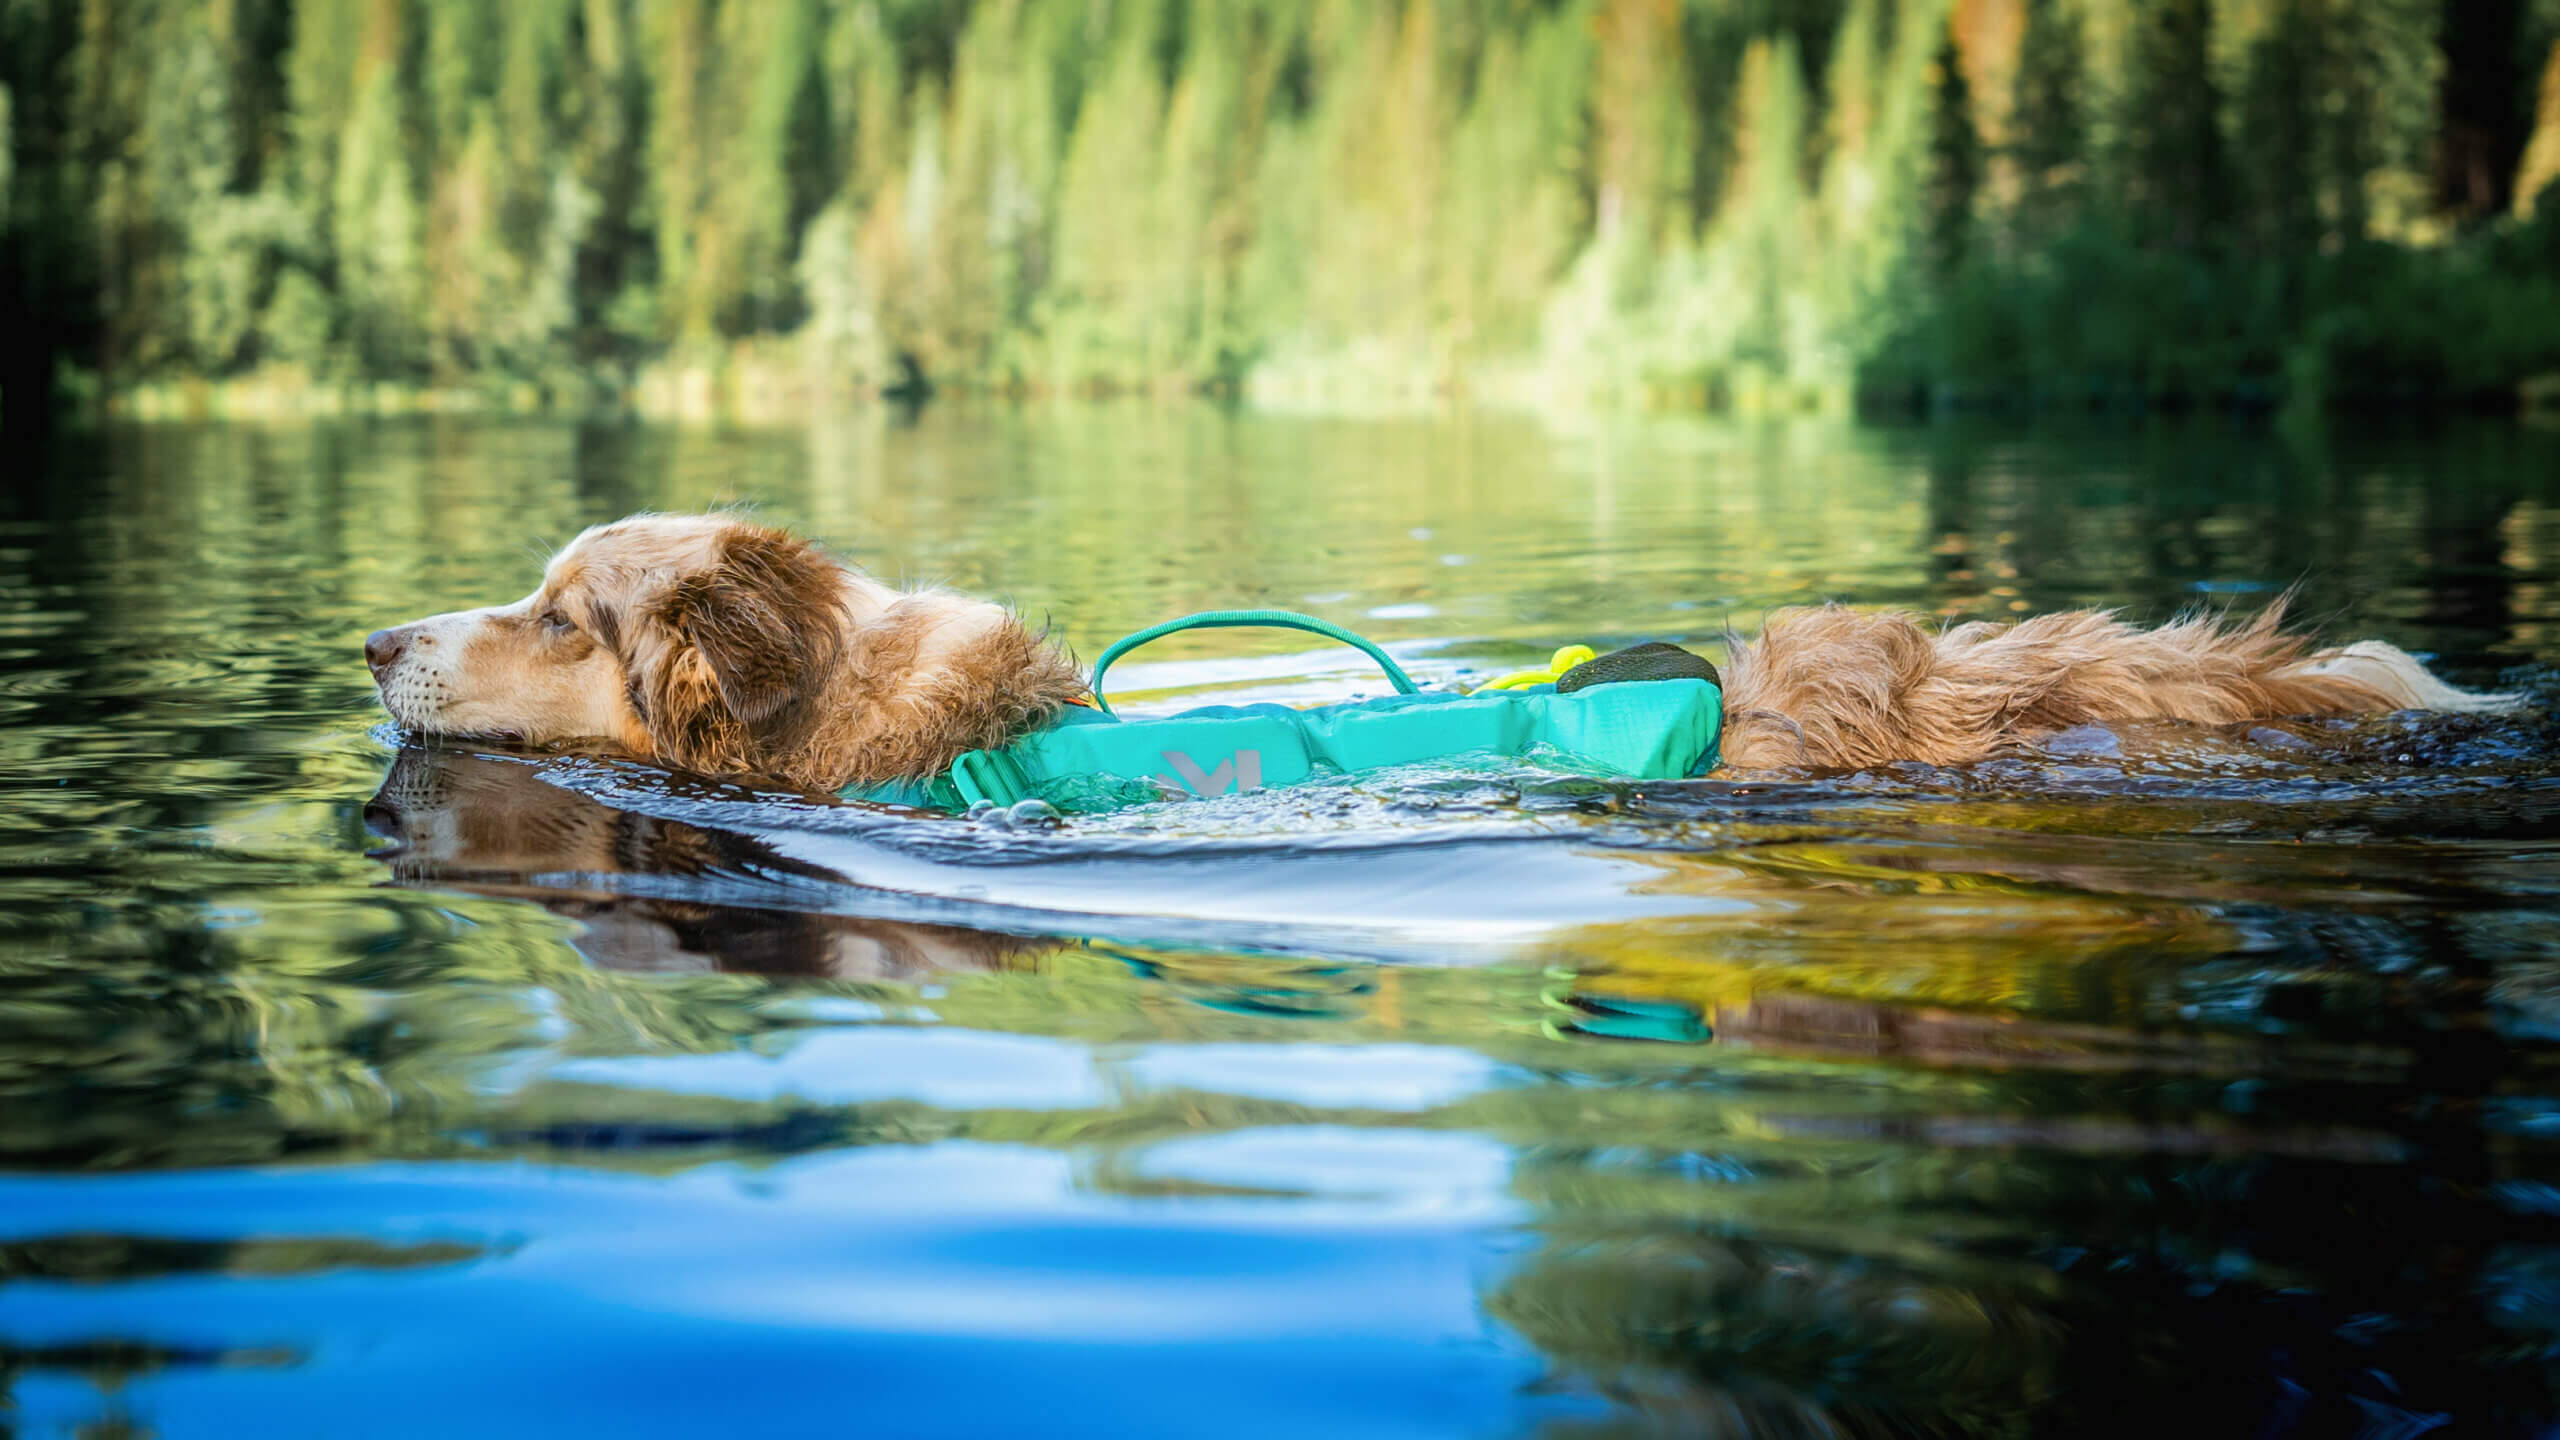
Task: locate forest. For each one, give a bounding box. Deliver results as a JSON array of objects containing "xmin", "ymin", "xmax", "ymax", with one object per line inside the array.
[{"xmin": 3, "ymin": 0, "xmax": 2558, "ymax": 426}]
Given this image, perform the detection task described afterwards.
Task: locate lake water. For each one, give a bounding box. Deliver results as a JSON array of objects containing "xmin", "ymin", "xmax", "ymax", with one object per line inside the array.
[{"xmin": 6, "ymin": 408, "xmax": 2560, "ymax": 1438}]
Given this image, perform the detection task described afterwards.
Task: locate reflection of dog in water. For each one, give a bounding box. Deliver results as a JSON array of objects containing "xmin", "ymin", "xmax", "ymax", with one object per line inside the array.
[
  {"xmin": 364, "ymin": 746, "xmax": 1038, "ymax": 978},
  {"xmin": 363, "ymin": 510, "xmax": 2516, "ymax": 793}
]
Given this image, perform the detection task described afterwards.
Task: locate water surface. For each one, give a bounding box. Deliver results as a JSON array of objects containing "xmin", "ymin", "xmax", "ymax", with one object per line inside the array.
[{"xmin": 5, "ymin": 410, "xmax": 2560, "ymax": 1437}]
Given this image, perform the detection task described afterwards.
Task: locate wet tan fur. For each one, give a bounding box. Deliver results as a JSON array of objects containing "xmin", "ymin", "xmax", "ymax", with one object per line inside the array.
[{"xmin": 1718, "ymin": 599, "xmax": 2517, "ymax": 770}]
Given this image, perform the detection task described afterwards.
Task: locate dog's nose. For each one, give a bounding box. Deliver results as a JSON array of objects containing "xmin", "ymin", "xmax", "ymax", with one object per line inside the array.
[
  {"xmin": 360, "ymin": 799, "xmax": 407, "ymax": 845},
  {"xmin": 365, "ymin": 628, "xmax": 408, "ymax": 677}
]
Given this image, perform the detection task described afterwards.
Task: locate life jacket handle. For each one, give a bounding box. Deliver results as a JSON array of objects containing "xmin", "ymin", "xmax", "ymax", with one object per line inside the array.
[{"xmin": 1086, "ymin": 609, "xmax": 1422, "ymax": 717}]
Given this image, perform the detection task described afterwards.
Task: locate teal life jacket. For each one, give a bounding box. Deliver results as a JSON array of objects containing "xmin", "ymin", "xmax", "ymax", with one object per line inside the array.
[{"xmin": 840, "ymin": 610, "xmax": 1722, "ymax": 813}]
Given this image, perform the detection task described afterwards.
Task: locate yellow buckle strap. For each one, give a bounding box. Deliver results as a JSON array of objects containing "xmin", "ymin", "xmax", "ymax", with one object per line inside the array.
[{"xmin": 1473, "ymin": 644, "xmax": 1597, "ymax": 693}]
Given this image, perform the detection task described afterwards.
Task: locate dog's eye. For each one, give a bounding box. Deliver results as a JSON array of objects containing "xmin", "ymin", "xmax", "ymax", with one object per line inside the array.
[{"xmin": 542, "ymin": 609, "xmax": 579, "ymax": 635}]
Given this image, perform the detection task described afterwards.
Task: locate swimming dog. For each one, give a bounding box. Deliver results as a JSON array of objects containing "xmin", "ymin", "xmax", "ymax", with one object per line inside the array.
[{"xmin": 365, "ymin": 512, "xmax": 2513, "ymax": 792}]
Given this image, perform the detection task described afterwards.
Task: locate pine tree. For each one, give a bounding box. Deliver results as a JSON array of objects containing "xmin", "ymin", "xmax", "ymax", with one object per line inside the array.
[
  {"xmin": 1731, "ymin": 35, "xmax": 1810, "ymax": 374},
  {"xmin": 334, "ymin": 61, "xmax": 428, "ymax": 374},
  {"xmin": 2234, "ymin": 0, "xmax": 2321, "ymax": 257},
  {"xmin": 1924, "ymin": 23, "xmax": 1980, "ymax": 278},
  {"xmin": 0, "ymin": 84, "xmax": 12, "ymax": 232},
  {"xmin": 2123, "ymin": 0, "xmax": 2226, "ymax": 251},
  {"xmin": 2008, "ymin": 0, "xmax": 2085, "ymax": 240}
]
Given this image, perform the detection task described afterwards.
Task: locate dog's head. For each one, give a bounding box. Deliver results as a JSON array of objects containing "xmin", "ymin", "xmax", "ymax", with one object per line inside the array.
[{"xmin": 366, "ymin": 513, "xmax": 851, "ymax": 781}]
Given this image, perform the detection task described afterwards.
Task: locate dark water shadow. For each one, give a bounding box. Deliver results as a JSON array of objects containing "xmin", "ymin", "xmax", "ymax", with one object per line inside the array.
[{"xmin": 365, "ymin": 744, "xmax": 1045, "ymax": 980}]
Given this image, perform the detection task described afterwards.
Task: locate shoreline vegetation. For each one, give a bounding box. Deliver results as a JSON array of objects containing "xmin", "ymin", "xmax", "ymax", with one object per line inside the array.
[{"xmin": 6, "ymin": 0, "xmax": 2560, "ymax": 429}]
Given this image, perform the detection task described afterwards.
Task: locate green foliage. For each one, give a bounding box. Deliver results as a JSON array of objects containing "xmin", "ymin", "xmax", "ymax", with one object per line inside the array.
[
  {"xmin": 1, "ymin": 82, "xmax": 13, "ymax": 231},
  {"xmin": 1923, "ymin": 23, "xmax": 1980, "ymax": 279},
  {"xmin": 2009, "ymin": 0, "xmax": 2085, "ymax": 241},
  {"xmin": 1, "ymin": 0, "xmax": 2555, "ymax": 410},
  {"xmin": 259, "ymin": 264, "xmax": 338, "ymax": 371},
  {"xmin": 2125, "ymin": 0, "xmax": 2228, "ymax": 252},
  {"xmin": 332, "ymin": 65, "xmax": 428, "ymax": 374}
]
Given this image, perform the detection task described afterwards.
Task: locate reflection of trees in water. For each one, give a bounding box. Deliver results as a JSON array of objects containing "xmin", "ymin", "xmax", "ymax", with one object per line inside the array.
[
  {"xmin": 0, "ymin": 1236, "xmax": 491, "ymax": 1435},
  {"xmin": 0, "ymin": 746, "xmax": 1060, "ymax": 1170},
  {"xmin": 1488, "ymin": 1138, "xmax": 2560, "ymax": 1437},
  {"xmin": 1489, "ymin": 1235, "xmax": 2062, "ymax": 1439},
  {"xmin": 0, "ymin": 1339, "xmax": 300, "ymax": 1440},
  {"xmin": 1495, "ymin": 897, "xmax": 2560, "ymax": 1437},
  {"xmin": 14, "ymin": 745, "xmax": 2560, "ymax": 1433},
  {"xmin": 1902, "ymin": 421, "xmax": 2560, "ymax": 665},
  {"xmin": 0, "ymin": 1233, "xmax": 488, "ymax": 1284}
]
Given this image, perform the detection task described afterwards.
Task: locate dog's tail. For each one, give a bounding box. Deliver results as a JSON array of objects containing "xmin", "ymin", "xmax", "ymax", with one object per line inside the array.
[
  {"xmin": 2271, "ymin": 638, "xmax": 2519, "ymax": 714},
  {"xmin": 2148, "ymin": 599, "xmax": 2523, "ymax": 719},
  {"xmin": 1717, "ymin": 597, "xmax": 2520, "ymax": 771}
]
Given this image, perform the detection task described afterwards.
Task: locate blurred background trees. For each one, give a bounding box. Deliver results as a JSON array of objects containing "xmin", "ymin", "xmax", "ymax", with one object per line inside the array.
[{"xmin": 3, "ymin": 0, "xmax": 2558, "ymax": 426}]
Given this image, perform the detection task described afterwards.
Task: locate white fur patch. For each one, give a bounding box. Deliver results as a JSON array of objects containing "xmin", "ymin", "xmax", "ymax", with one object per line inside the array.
[{"xmin": 2286, "ymin": 641, "xmax": 2522, "ymax": 714}]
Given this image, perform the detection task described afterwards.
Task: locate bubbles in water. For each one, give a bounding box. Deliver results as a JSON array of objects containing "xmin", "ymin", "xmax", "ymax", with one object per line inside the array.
[{"xmin": 1007, "ymin": 798, "xmax": 1064, "ymax": 830}]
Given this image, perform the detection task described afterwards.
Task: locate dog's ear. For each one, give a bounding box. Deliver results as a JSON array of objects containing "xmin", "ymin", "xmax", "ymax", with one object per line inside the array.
[{"xmin": 649, "ymin": 527, "xmax": 847, "ymax": 752}]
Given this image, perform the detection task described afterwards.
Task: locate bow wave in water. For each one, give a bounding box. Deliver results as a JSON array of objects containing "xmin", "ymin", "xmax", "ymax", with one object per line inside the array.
[{"xmin": 6, "ymin": 413, "xmax": 2560, "ymax": 1438}]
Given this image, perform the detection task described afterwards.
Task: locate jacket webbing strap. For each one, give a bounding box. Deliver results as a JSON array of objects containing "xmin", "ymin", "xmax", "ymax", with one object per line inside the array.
[{"xmin": 1085, "ymin": 609, "xmax": 1421, "ymax": 718}]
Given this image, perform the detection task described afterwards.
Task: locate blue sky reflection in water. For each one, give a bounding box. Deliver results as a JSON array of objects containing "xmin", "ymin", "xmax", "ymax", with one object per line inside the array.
[{"xmin": 4, "ymin": 411, "xmax": 2560, "ymax": 1437}]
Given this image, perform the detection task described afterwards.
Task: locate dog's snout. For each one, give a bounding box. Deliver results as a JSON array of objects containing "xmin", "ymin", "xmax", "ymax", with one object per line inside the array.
[{"xmin": 365, "ymin": 627, "xmax": 409, "ymax": 677}]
